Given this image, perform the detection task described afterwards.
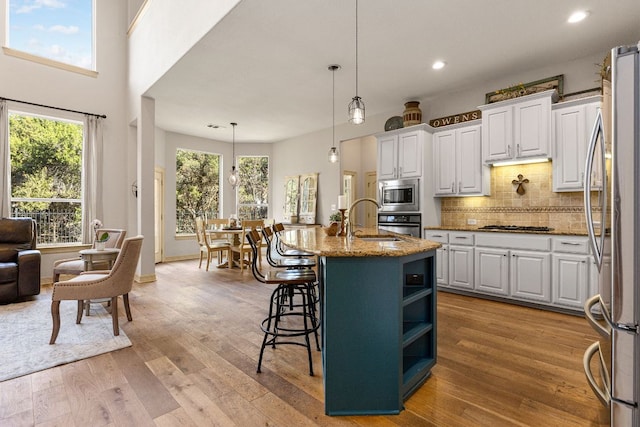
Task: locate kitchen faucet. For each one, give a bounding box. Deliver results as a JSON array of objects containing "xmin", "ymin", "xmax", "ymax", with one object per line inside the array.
[{"xmin": 347, "ymin": 197, "xmax": 381, "ymax": 240}]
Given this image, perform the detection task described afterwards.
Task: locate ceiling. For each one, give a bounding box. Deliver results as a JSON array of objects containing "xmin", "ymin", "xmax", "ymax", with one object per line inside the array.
[{"xmin": 145, "ymin": 0, "xmax": 640, "ymax": 144}]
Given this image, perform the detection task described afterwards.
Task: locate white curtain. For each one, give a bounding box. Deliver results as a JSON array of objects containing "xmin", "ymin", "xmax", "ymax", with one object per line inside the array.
[
  {"xmin": 82, "ymin": 115, "xmax": 103, "ymax": 243},
  {"xmin": 0, "ymin": 100, "xmax": 9, "ymax": 218}
]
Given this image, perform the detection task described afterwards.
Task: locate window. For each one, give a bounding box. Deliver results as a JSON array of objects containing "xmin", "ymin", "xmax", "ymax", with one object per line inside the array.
[
  {"xmin": 7, "ymin": 0, "xmax": 95, "ymax": 71},
  {"xmin": 175, "ymin": 149, "xmax": 221, "ymax": 234},
  {"xmin": 9, "ymin": 111, "xmax": 83, "ymax": 244},
  {"xmin": 237, "ymin": 156, "xmax": 269, "ymax": 220}
]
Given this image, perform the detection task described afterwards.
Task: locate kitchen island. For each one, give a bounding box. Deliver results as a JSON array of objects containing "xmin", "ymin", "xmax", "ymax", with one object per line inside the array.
[{"xmin": 280, "ymin": 227, "xmax": 441, "ymax": 415}]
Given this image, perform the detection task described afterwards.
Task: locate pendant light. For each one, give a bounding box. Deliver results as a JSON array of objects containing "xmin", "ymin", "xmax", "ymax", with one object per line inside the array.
[
  {"xmin": 228, "ymin": 122, "xmax": 239, "ymax": 188},
  {"xmin": 328, "ymin": 64, "xmax": 341, "ymax": 163},
  {"xmin": 348, "ymin": 0, "xmax": 365, "ymax": 125}
]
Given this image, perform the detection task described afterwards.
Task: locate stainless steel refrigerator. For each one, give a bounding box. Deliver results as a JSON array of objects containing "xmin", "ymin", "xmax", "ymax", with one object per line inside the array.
[{"xmin": 583, "ymin": 42, "xmax": 640, "ymax": 426}]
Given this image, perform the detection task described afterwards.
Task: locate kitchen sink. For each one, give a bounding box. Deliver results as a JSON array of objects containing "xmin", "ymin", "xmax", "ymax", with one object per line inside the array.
[{"xmin": 357, "ymin": 235, "xmax": 403, "ymax": 242}]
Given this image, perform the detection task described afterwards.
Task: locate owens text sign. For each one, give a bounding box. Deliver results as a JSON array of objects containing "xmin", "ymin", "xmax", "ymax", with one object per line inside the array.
[{"xmin": 429, "ymin": 110, "xmax": 481, "ymax": 128}]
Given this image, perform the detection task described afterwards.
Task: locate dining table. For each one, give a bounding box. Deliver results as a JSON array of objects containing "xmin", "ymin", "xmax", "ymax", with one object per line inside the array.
[{"xmin": 208, "ymin": 227, "xmax": 245, "ymax": 268}]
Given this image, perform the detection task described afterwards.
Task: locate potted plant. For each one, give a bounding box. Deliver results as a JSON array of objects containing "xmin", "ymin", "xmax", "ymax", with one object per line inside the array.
[
  {"xmin": 95, "ymin": 231, "xmax": 110, "ymax": 251},
  {"xmin": 324, "ymin": 212, "xmax": 342, "ymax": 236}
]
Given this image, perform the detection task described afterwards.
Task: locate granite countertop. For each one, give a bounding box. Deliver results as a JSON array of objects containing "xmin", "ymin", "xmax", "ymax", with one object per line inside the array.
[
  {"xmin": 424, "ymin": 226, "xmax": 588, "ymax": 236},
  {"xmin": 280, "ymin": 227, "xmax": 441, "ymax": 257}
]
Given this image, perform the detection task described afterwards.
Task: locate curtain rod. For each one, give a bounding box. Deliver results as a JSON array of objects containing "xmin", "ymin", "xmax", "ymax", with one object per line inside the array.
[{"xmin": 0, "ymin": 97, "xmax": 107, "ymax": 119}]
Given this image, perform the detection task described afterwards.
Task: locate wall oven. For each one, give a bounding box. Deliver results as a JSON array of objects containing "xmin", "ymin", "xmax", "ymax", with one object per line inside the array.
[
  {"xmin": 379, "ymin": 178, "xmax": 419, "ymax": 212},
  {"xmin": 378, "ymin": 213, "xmax": 421, "ymax": 238}
]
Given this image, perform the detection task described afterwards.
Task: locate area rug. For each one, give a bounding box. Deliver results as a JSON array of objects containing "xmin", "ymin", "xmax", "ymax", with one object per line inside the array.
[{"xmin": 0, "ymin": 297, "xmax": 132, "ymax": 382}]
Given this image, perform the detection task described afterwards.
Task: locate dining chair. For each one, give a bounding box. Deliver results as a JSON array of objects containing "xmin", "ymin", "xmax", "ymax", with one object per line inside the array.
[
  {"xmin": 231, "ymin": 219, "xmax": 264, "ymax": 272},
  {"xmin": 52, "ymin": 229, "xmax": 126, "ymax": 283},
  {"xmin": 196, "ymin": 217, "xmax": 232, "ymax": 270},
  {"xmin": 206, "ymin": 218, "xmax": 232, "ymax": 263},
  {"xmin": 49, "ymin": 235, "xmax": 144, "ymax": 344}
]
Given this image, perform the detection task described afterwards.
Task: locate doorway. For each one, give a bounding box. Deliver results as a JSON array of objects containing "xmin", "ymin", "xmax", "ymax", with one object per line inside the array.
[{"xmin": 154, "ymin": 167, "xmax": 164, "ymax": 264}]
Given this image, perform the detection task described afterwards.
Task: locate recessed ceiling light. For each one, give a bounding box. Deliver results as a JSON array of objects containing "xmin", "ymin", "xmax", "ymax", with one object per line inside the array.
[
  {"xmin": 207, "ymin": 124, "xmax": 224, "ymax": 129},
  {"xmin": 432, "ymin": 60, "xmax": 446, "ymax": 70},
  {"xmin": 568, "ymin": 10, "xmax": 589, "ymax": 23}
]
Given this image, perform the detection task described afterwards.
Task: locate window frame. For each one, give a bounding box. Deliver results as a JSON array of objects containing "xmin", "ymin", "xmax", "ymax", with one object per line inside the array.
[
  {"xmin": 4, "ymin": 0, "xmax": 97, "ymax": 75},
  {"xmin": 7, "ymin": 105, "xmax": 85, "ymax": 246},
  {"xmin": 174, "ymin": 148, "xmax": 222, "ymax": 235},
  {"xmin": 236, "ymin": 155, "xmax": 269, "ymax": 220}
]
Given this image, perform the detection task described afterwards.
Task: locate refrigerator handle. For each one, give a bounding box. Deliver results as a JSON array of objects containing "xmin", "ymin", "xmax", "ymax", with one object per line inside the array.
[
  {"xmin": 583, "ymin": 341, "xmax": 611, "ymax": 408},
  {"xmin": 584, "ymin": 110, "xmax": 604, "ymax": 269},
  {"xmin": 584, "ymin": 294, "xmax": 611, "ymax": 337}
]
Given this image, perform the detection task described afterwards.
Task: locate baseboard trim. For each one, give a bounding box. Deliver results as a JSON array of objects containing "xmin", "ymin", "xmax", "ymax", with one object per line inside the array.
[
  {"xmin": 135, "ymin": 273, "xmax": 156, "ymax": 283},
  {"xmin": 164, "ymin": 254, "xmax": 199, "ymax": 262}
]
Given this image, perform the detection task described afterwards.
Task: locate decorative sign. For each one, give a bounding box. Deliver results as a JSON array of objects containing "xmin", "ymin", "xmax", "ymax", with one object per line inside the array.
[
  {"xmin": 485, "ymin": 75, "xmax": 564, "ymax": 104},
  {"xmin": 429, "ymin": 110, "xmax": 481, "ymax": 128}
]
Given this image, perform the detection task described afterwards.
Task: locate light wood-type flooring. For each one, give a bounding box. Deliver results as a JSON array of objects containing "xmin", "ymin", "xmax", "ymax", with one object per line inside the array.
[{"xmin": 0, "ymin": 260, "xmax": 610, "ymax": 426}]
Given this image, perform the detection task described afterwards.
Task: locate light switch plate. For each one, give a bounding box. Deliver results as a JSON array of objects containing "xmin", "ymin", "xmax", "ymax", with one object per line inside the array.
[{"xmin": 467, "ymin": 218, "xmax": 477, "ymax": 225}]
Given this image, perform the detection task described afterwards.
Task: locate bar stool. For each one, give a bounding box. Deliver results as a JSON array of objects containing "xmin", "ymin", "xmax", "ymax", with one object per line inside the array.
[
  {"xmin": 246, "ymin": 230, "xmax": 320, "ymax": 375},
  {"xmin": 261, "ymin": 226, "xmax": 316, "ymax": 269},
  {"xmin": 272, "ymin": 223, "xmax": 315, "ymax": 258}
]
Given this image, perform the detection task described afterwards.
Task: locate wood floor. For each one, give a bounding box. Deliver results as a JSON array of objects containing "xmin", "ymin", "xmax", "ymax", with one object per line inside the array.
[{"xmin": 0, "ymin": 260, "xmax": 609, "ymax": 426}]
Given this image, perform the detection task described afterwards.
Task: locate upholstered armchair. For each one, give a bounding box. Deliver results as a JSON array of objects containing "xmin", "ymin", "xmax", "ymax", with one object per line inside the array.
[
  {"xmin": 0, "ymin": 217, "xmax": 41, "ymax": 303},
  {"xmin": 49, "ymin": 235, "xmax": 143, "ymax": 344},
  {"xmin": 52, "ymin": 229, "xmax": 126, "ymax": 282}
]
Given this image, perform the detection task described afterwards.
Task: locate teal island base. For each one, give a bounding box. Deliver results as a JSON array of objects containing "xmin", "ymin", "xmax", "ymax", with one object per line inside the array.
[{"xmin": 320, "ymin": 249, "xmax": 437, "ymax": 415}]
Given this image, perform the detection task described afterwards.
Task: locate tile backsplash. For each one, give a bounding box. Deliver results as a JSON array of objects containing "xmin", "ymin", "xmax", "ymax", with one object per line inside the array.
[{"xmin": 440, "ymin": 162, "xmax": 588, "ymax": 232}]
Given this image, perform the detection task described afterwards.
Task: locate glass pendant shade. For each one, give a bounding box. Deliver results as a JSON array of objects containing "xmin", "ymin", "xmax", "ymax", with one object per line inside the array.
[
  {"xmin": 228, "ymin": 166, "xmax": 239, "ymax": 187},
  {"xmin": 328, "ymin": 146, "xmax": 339, "ymax": 163},
  {"xmin": 348, "ymin": 96, "xmax": 365, "ymax": 125}
]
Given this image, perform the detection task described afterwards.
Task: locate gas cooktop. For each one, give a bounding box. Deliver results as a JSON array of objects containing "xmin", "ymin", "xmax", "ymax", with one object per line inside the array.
[{"xmin": 478, "ymin": 225, "xmax": 554, "ymax": 232}]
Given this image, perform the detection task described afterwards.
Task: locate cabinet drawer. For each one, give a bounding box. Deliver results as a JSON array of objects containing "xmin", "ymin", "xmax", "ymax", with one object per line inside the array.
[
  {"xmin": 449, "ymin": 232, "xmax": 474, "ymax": 246},
  {"xmin": 424, "ymin": 231, "xmax": 448, "ymax": 244},
  {"xmin": 475, "ymin": 232, "xmax": 551, "ymax": 251},
  {"xmin": 552, "ymin": 237, "xmax": 589, "ymax": 254}
]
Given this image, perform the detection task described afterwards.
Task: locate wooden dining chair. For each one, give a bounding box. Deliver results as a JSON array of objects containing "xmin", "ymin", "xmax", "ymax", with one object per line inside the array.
[
  {"xmin": 195, "ymin": 217, "xmax": 231, "ymax": 270},
  {"xmin": 232, "ymin": 219, "xmax": 264, "ymax": 272},
  {"xmin": 206, "ymin": 218, "xmax": 232, "ymax": 263}
]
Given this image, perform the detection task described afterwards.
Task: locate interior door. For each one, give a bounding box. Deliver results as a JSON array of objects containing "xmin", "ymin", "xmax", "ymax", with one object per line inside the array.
[
  {"xmin": 154, "ymin": 168, "xmax": 164, "ymax": 264},
  {"xmin": 364, "ymin": 171, "xmax": 377, "ymax": 228}
]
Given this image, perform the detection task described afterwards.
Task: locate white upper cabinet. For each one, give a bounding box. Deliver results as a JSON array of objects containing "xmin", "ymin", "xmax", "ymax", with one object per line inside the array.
[
  {"xmin": 376, "ymin": 126, "xmax": 425, "ymax": 180},
  {"xmin": 479, "ymin": 90, "xmax": 558, "ymax": 164},
  {"xmin": 552, "ymin": 96, "xmax": 603, "ymax": 192},
  {"xmin": 433, "ymin": 122, "xmax": 489, "ymax": 196}
]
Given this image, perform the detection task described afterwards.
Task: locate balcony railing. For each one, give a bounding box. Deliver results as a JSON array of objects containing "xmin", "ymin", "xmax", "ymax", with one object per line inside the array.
[{"xmin": 11, "ymin": 199, "xmax": 81, "ymax": 245}]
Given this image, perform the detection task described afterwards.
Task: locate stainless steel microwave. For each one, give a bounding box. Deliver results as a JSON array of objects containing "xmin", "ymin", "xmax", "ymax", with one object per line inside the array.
[{"xmin": 379, "ymin": 179, "xmax": 419, "ymax": 212}]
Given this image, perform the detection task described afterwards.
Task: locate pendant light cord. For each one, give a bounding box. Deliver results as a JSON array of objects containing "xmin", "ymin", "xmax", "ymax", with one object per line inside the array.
[
  {"xmin": 332, "ymin": 68, "xmax": 336, "ymax": 149},
  {"xmin": 231, "ymin": 122, "xmax": 237, "ymax": 168},
  {"xmin": 354, "ymin": 0, "xmax": 359, "ymax": 97}
]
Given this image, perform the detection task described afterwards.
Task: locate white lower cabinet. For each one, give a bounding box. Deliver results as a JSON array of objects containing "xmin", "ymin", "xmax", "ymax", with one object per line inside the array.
[
  {"xmin": 449, "ymin": 245, "xmax": 474, "ymax": 290},
  {"xmin": 510, "ymin": 250, "xmax": 551, "ymax": 303},
  {"xmin": 474, "ymin": 247, "xmax": 509, "ymax": 296},
  {"xmin": 552, "ymin": 253, "xmax": 589, "ymax": 309},
  {"xmin": 425, "ymin": 229, "xmax": 591, "ymax": 312},
  {"xmin": 436, "ymin": 245, "xmax": 449, "ymax": 286},
  {"xmin": 424, "ymin": 231, "xmax": 450, "ymax": 287}
]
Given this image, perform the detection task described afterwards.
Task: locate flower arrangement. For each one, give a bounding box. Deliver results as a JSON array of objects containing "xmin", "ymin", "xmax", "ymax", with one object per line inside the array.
[{"xmin": 90, "ymin": 219, "xmax": 109, "ymax": 243}]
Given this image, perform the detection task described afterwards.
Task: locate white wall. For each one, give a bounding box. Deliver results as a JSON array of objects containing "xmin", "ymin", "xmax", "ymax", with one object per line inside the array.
[
  {"xmin": 162, "ymin": 131, "xmax": 272, "ymax": 259},
  {"xmin": 271, "ymin": 115, "xmax": 387, "ymax": 226},
  {"xmin": 126, "ymin": 0, "xmax": 239, "ymax": 124},
  {"xmin": 0, "ymin": 1, "xmax": 129, "ymax": 280},
  {"xmin": 270, "ymin": 52, "xmax": 608, "ymax": 228}
]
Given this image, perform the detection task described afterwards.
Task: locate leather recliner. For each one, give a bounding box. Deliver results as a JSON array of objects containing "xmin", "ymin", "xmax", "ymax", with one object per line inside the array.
[{"xmin": 0, "ymin": 217, "xmax": 41, "ymax": 303}]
